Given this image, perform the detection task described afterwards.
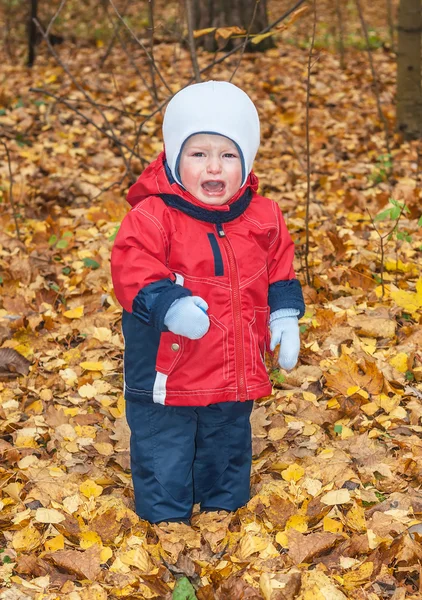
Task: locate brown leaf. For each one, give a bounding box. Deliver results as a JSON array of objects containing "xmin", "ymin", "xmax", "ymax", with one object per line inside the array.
[
  {"xmin": 325, "ymin": 353, "xmax": 384, "ymax": 396},
  {"xmin": 90, "ymin": 508, "xmax": 122, "ymax": 544},
  {"xmin": 287, "ymin": 530, "xmax": 342, "ymax": 565},
  {"xmin": 0, "ymin": 348, "xmax": 31, "ymax": 377},
  {"xmin": 263, "ymin": 495, "xmax": 296, "ymax": 529},
  {"xmin": 46, "ymin": 544, "xmax": 102, "ymax": 581}
]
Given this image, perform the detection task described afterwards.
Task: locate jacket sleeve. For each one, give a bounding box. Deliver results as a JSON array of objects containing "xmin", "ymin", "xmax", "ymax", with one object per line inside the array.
[
  {"xmin": 267, "ymin": 204, "xmax": 305, "ymax": 319},
  {"xmin": 111, "ymin": 203, "xmax": 191, "ymax": 331}
]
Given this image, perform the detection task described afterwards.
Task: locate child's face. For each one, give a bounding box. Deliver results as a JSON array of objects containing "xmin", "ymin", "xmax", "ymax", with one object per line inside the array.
[{"xmin": 179, "ymin": 134, "xmax": 243, "ymax": 206}]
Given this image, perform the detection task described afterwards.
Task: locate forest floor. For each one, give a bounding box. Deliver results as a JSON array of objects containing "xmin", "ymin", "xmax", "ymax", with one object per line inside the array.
[{"xmin": 0, "ymin": 1, "xmax": 422, "ymax": 599}]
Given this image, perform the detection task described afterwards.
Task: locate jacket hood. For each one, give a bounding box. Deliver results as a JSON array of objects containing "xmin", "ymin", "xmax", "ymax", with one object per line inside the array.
[
  {"xmin": 162, "ymin": 81, "xmax": 260, "ymax": 187},
  {"xmin": 127, "ymin": 152, "xmax": 259, "ymax": 210}
]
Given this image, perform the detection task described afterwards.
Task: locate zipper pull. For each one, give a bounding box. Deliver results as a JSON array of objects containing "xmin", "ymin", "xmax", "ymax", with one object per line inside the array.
[{"xmin": 216, "ymin": 223, "xmax": 225, "ymax": 237}]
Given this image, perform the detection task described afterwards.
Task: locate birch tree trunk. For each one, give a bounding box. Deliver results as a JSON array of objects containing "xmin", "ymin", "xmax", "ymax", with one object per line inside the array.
[
  {"xmin": 396, "ymin": 0, "xmax": 422, "ymax": 139},
  {"xmin": 193, "ymin": 0, "xmax": 273, "ymax": 51}
]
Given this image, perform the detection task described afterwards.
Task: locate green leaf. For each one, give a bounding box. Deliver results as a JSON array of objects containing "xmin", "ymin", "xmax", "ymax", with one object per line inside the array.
[
  {"xmin": 390, "ymin": 206, "xmax": 401, "ymax": 220},
  {"xmin": 56, "ymin": 238, "xmax": 69, "ymax": 249},
  {"xmin": 250, "ymin": 31, "xmax": 276, "ymax": 45},
  {"xmin": 2, "ymin": 555, "xmax": 12, "ymax": 564},
  {"xmin": 0, "ymin": 276, "xmax": 3, "ymax": 285},
  {"xmin": 48, "ymin": 234, "xmax": 58, "ymax": 246},
  {"xmin": 405, "ymin": 371, "xmax": 415, "ymax": 381},
  {"xmin": 83, "ymin": 258, "xmax": 100, "ymax": 270},
  {"xmin": 418, "ymin": 216, "xmax": 422, "ymax": 227},
  {"xmin": 374, "ymin": 208, "xmax": 392, "ymax": 222},
  {"xmin": 109, "ymin": 226, "xmax": 120, "ymax": 242},
  {"xmin": 299, "ymin": 324, "xmax": 308, "ymax": 334},
  {"xmin": 172, "ymin": 577, "xmax": 197, "ymax": 600},
  {"xmin": 334, "ymin": 424, "xmax": 343, "ymax": 434}
]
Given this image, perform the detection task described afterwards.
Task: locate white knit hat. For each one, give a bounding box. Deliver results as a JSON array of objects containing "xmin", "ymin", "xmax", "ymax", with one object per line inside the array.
[{"xmin": 162, "ymin": 81, "xmax": 260, "ymax": 187}]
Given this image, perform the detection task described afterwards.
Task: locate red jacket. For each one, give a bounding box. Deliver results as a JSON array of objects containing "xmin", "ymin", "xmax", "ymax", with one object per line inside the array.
[{"xmin": 111, "ymin": 153, "xmax": 304, "ymax": 406}]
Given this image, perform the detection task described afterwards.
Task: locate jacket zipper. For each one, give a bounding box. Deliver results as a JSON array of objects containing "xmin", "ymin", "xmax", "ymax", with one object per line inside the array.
[{"xmin": 216, "ymin": 223, "xmax": 247, "ymax": 400}]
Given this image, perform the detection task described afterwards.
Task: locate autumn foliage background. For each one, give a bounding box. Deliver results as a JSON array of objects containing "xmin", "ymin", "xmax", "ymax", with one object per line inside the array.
[{"xmin": 0, "ymin": 0, "xmax": 422, "ymax": 598}]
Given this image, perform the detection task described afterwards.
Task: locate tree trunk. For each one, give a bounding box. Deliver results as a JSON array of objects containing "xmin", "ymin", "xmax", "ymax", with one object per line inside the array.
[
  {"xmin": 28, "ymin": 0, "xmax": 38, "ymax": 67},
  {"xmin": 193, "ymin": 0, "xmax": 274, "ymax": 51},
  {"xmin": 396, "ymin": 0, "xmax": 422, "ymax": 140}
]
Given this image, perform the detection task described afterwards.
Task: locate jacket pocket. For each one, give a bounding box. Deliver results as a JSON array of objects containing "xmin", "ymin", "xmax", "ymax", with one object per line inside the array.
[
  {"xmin": 248, "ymin": 307, "xmax": 270, "ymax": 375},
  {"xmin": 156, "ymin": 332, "xmax": 185, "ymax": 375},
  {"xmin": 208, "ymin": 315, "xmax": 230, "ymax": 380}
]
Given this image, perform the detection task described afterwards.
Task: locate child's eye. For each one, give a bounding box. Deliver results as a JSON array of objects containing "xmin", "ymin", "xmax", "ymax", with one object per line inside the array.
[
  {"xmin": 192, "ymin": 152, "xmax": 205, "ymax": 157},
  {"xmin": 223, "ymin": 153, "xmax": 237, "ymax": 158}
]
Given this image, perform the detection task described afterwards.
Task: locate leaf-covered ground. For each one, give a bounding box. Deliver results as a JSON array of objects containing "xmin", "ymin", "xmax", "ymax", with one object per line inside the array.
[{"xmin": 0, "ymin": 3, "xmax": 422, "ymax": 598}]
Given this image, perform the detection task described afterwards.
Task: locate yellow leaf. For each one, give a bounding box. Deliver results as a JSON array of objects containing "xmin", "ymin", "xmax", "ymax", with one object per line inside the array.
[
  {"xmin": 390, "ymin": 278, "xmax": 422, "ymax": 315},
  {"xmin": 345, "ymin": 503, "xmax": 366, "ymax": 532},
  {"xmin": 323, "ymin": 517, "xmax": 343, "ymax": 533},
  {"xmin": 78, "ymin": 383, "xmax": 97, "ymax": 399},
  {"xmin": 45, "ymin": 534, "xmax": 65, "ymax": 552},
  {"xmin": 120, "ymin": 547, "xmax": 152, "ymax": 572},
  {"xmin": 215, "ymin": 26, "xmax": 246, "ymax": 40},
  {"xmin": 250, "ymin": 31, "xmax": 276, "ymax": 45},
  {"xmin": 346, "ymin": 385, "xmax": 360, "ymax": 396},
  {"xmin": 342, "ymin": 562, "xmax": 374, "ymax": 590},
  {"xmin": 303, "ymin": 391, "xmax": 317, "ymax": 403},
  {"xmin": 275, "ymin": 531, "xmax": 289, "ymax": 547},
  {"xmin": 281, "ymin": 463, "xmax": 305, "ymax": 482},
  {"xmin": 320, "ymin": 489, "xmax": 351, "ymax": 506},
  {"xmin": 12, "ymin": 524, "xmax": 42, "ymax": 552},
  {"xmin": 94, "ymin": 442, "xmax": 114, "ymax": 456},
  {"xmin": 3, "ymin": 482, "xmax": 23, "ymax": 501},
  {"xmin": 35, "ymin": 508, "xmax": 65, "ymax": 524},
  {"xmin": 288, "ymin": 5, "xmax": 310, "ymax": 25},
  {"xmin": 193, "ymin": 27, "xmax": 216, "ymax": 38},
  {"xmin": 80, "ymin": 531, "xmax": 103, "ymax": 549},
  {"xmin": 100, "ymin": 547, "xmax": 113, "ymax": 563},
  {"xmin": 80, "ymin": 361, "xmax": 104, "ymax": 371},
  {"xmin": 389, "ymin": 352, "xmax": 408, "ymax": 373},
  {"xmin": 79, "ymin": 479, "xmax": 103, "ymax": 498},
  {"xmin": 64, "ymin": 306, "xmax": 84, "ymax": 319},
  {"xmin": 285, "ymin": 514, "xmax": 308, "ymax": 533}
]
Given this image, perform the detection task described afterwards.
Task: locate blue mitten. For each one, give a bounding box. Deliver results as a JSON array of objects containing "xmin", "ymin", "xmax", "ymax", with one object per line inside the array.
[
  {"xmin": 164, "ymin": 296, "xmax": 210, "ymax": 339},
  {"xmin": 269, "ymin": 308, "xmax": 300, "ymax": 370}
]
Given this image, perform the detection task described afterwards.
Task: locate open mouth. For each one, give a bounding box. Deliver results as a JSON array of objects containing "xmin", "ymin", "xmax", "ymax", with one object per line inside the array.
[{"xmin": 201, "ymin": 181, "xmax": 225, "ymax": 194}]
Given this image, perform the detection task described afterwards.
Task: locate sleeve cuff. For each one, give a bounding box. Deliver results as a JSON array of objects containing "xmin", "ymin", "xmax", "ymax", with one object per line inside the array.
[
  {"xmin": 132, "ymin": 278, "xmax": 192, "ymax": 331},
  {"xmin": 268, "ymin": 279, "xmax": 305, "ymax": 319}
]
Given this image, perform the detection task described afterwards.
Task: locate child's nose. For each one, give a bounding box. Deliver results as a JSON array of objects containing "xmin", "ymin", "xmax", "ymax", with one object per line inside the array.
[{"xmin": 207, "ymin": 157, "xmax": 222, "ymax": 174}]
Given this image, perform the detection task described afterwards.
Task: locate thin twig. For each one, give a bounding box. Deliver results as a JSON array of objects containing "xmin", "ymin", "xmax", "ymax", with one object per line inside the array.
[
  {"xmin": 304, "ymin": 0, "xmax": 317, "ymax": 288},
  {"xmin": 229, "ymin": 0, "xmax": 260, "ymax": 83},
  {"xmin": 108, "ymin": 0, "xmax": 172, "ymax": 95},
  {"xmin": 354, "ymin": 0, "xmax": 391, "ymax": 157},
  {"xmin": 29, "ymin": 87, "xmax": 141, "ymax": 159},
  {"xmin": 46, "ymin": 0, "xmax": 67, "ymax": 37},
  {"xmin": 103, "ymin": 3, "xmax": 158, "ymax": 106},
  {"xmin": 200, "ymin": 0, "xmax": 307, "ymax": 76},
  {"xmin": 366, "ymin": 203, "xmax": 407, "ymax": 297},
  {"xmin": 335, "ymin": 0, "xmax": 345, "ymax": 69},
  {"xmin": 33, "ymin": 18, "xmax": 135, "ymax": 179},
  {"xmin": 1, "ymin": 140, "xmax": 22, "ymax": 242},
  {"xmin": 147, "ymin": 0, "xmax": 159, "ymax": 100},
  {"xmin": 185, "ymin": 0, "xmax": 201, "ymax": 83},
  {"xmin": 100, "ymin": 0, "xmax": 130, "ymax": 68}
]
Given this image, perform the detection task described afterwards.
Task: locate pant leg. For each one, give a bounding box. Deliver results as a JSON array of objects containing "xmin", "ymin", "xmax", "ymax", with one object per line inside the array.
[
  {"xmin": 126, "ymin": 399, "xmax": 197, "ymax": 523},
  {"xmin": 193, "ymin": 400, "xmax": 253, "ymax": 512}
]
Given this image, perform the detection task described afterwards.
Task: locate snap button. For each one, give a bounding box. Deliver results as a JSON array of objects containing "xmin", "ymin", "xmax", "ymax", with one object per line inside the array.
[{"xmin": 171, "ymin": 343, "xmax": 180, "ymax": 351}]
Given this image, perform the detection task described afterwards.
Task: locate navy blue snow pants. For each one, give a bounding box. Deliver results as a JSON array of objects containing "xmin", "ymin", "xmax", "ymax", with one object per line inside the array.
[{"xmin": 125, "ymin": 399, "xmax": 254, "ymax": 524}]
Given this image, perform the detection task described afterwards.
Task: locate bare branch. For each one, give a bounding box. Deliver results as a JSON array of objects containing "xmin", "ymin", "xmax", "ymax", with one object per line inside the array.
[
  {"xmin": 108, "ymin": 0, "xmax": 173, "ymax": 95},
  {"xmin": 100, "ymin": 0, "xmax": 131, "ymax": 68},
  {"xmin": 46, "ymin": 0, "xmax": 67, "ymax": 37},
  {"xmin": 33, "ymin": 18, "xmax": 135, "ymax": 179},
  {"xmin": 354, "ymin": 0, "xmax": 391, "ymax": 157},
  {"xmin": 29, "ymin": 87, "xmax": 141, "ymax": 159},
  {"xmin": 200, "ymin": 0, "xmax": 307, "ymax": 76},
  {"xmin": 1, "ymin": 140, "xmax": 22, "ymax": 242},
  {"xmin": 185, "ymin": 0, "xmax": 201, "ymax": 83},
  {"xmin": 147, "ymin": 0, "xmax": 159, "ymax": 99},
  {"xmin": 304, "ymin": 0, "xmax": 317, "ymax": 288},
  {"xmin": 229, "ymin": 0, "xmax": 260, "ymax": 83}
]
